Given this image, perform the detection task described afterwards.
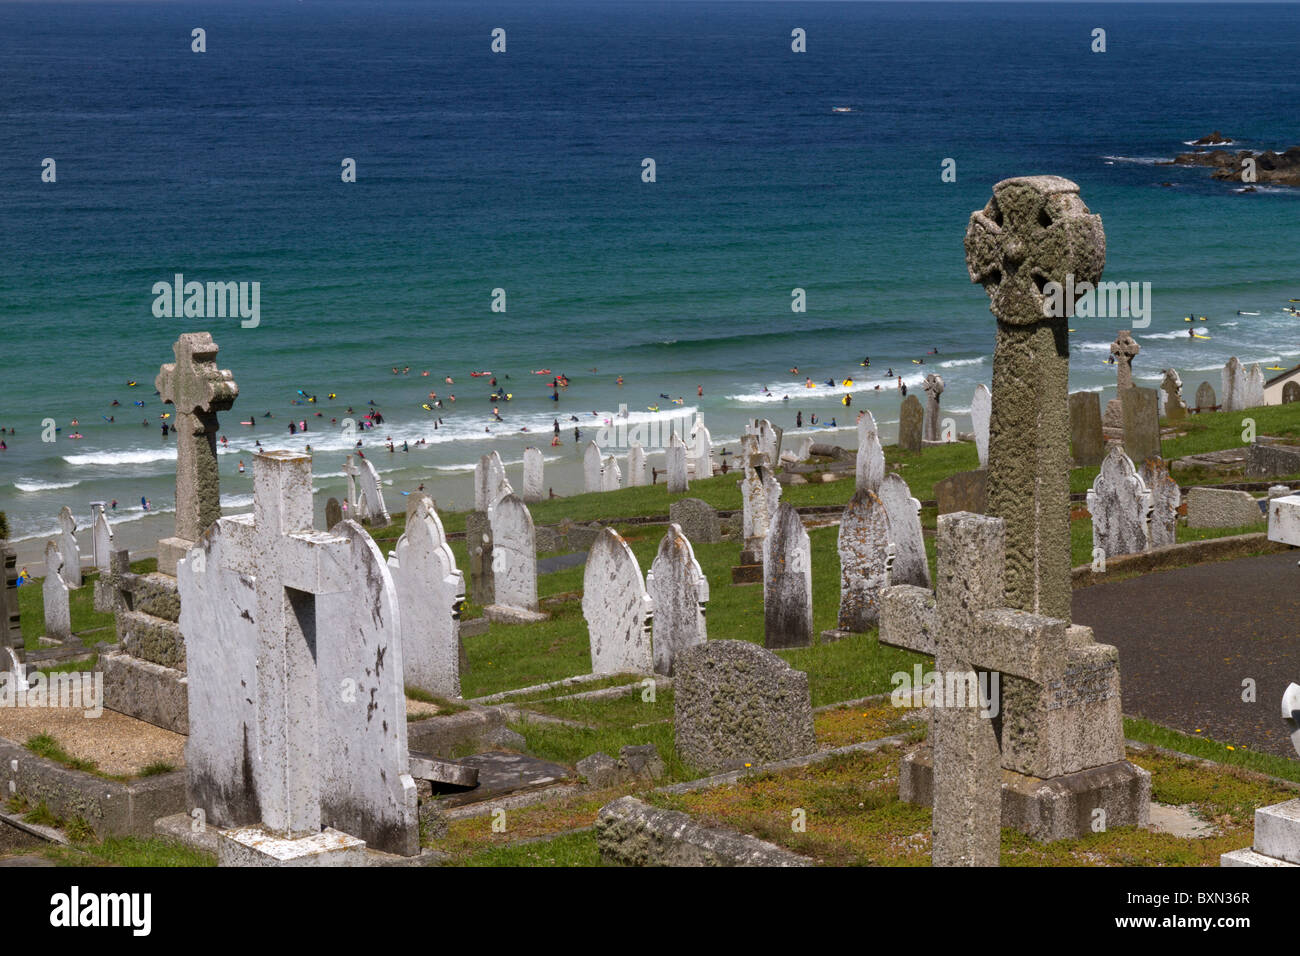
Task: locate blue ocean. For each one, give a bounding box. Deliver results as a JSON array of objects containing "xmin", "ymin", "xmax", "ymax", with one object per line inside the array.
[{"xmin": 2, "ymin": 0, "xmax": 1299, "ymax": 550}]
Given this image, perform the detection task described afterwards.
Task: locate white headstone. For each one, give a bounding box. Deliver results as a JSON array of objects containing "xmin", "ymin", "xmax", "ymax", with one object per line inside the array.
[
  {"xmin": 1087, "ymin": 447, "xmax": 1152, "ymax": 559},
  {"xmin": 855, "ymin": 410, "xmax": 885, "ymax": 492},
  {"xmin": 666, "ymin": 435, "xmax": 689, "ymax": 493},
  {"xmin": 837, "ymin": 489, "xmax": 893, "ymax": 632},
  {"xmin": 388, "ymin": 498, "xmax": 464, "ymax": 698},
  {"xmin": 583, "ymin": 441, "xmax": 604, "ymax": 493},
  {"xmin": 646, "ymin": 524, "xmax": 709, "ymax": 676},
  {"xmin": 878, "ymin": 473, "xmax": 928, "ymax": 588},
  {"xmin": 627, "ymin": 442, "xmax": 648, "ymax": 487},
  {"xmin": 971, "ymin": 384, "xmax": 992, "ymax": 468},
  {"xmin": 583, "ymin": 528, "xmax": 654, "ymax": 675},
  {"xmin": 42, "ymin": 541, "xmax": 71, "ymax": 640},
  {"xmin": 690, "ymin": 421, "xmax": 713, "ymax": 478},
  {"xmin": 601, "ymin": 455, "xmax": 622, "ymax": 492},
  {"xmin": 489, "ymin": 494, "xmax": 538, "ymax": 613},
  {"xmin": 91, "ymin": 503, "xmax": 114, "ymax": 572},
  {"xmin": 1222, "ymin": 357, "xmax": 1248, "ymax": 413},
  {"xmin": 764, "ymin": 502, "xmax": 813, "ymax": 648},
  {"xmin": 57, "ymin": 506, "xmax": 81, "ymax": 588},
  {"xmin": 475, "ymin": 451, "xmax": 513, "ymax": 512},
  {"xmin": 521, "ymin": 447, "xmax": 545, "ymax": 503},
  {"xmin": 1244, "ymin": 363, "xmax": 1266, "ymax": 410},
  {"xmin": 1139, "ymin": 458, "xmax": 1180, "ymax": 549}
]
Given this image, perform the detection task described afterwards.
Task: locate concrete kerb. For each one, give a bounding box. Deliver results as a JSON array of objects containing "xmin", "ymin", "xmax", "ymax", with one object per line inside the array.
[{"xmin": 1071, "ymin": 532, "xmax": 1288, "ymax": 587}]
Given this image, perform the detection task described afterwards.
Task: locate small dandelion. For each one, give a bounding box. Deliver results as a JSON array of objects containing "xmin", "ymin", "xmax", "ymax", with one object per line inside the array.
[
  {"xmin": 1227, "ymin": 745, "xmax": 1235, "ymax": 751},
  {"xmin": 744, "ymin": 763, "xmax": 752, "ymax": 768}
]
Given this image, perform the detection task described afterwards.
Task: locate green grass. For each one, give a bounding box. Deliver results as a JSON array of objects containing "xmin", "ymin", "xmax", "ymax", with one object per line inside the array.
[
  {"xmin": 25, "ymin": 733, "xmax": 99, "ymax": 775},
  {"xmin": 42, "ymin": 837, "xmax": 216, "ymax": 868},
  {"xmin": 1124, "ymin": 717, "xmax": 1300, "ymax": 785},
  {"xmin": 16, "ymin": 557, "xmax": 158, "ymax": 648},
  {"xmin": 448, "ymin": 829, "xmax": 605, "ymax": 867}
]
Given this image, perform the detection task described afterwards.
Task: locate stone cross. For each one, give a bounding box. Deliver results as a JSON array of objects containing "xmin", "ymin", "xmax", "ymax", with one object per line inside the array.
[
  {"xmin": 1087, "ymin": 447, "xmax": 1151, "ymax": 559},
  {"xmin": 965, "ymin": 175, "xmax": 1105, "ymax": 622},
  {"xmin": 57, "ymin": 506, "xmax": 82, "ymax": 588},
  {"xmin": 855, "ymin": 410, "xmax": 885, "ymax": 492},
  {"xmin": 583, "ymin": 529, "xmax": 654, "ymax": 675},
  {"xmin": 922, "ymin": 373, "xmax": 945, "ymax": 443},
  {"xmin": 522, "ymin": 447, "xmax": 545, "ymax": 502},
  {"xmin": 1109, "ymin": 330, "xmax": 1140, "ymax": 392},
  {"xmin": 880, "ymin": 513, "xmax": 1068, "ymax": 865},
  {"xmin": 42, "ymin": 541, "xmax": 71, "ymax": 641},
  {"xmin": 646, "ymin": 524, "xmax": 709, "ymax": 676},
  {"xmin": 388, "ymin": 497, "xmax": 464, "ymax": 698},
  {"xmin": 155, "ymin": 332, "xmax": 238, "ymax": 574}
]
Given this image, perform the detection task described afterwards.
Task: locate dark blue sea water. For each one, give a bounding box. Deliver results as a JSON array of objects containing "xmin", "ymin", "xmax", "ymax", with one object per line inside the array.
[{"xmin": 2, "ymin": 0, "xmax": 1299, "ymax": 545}]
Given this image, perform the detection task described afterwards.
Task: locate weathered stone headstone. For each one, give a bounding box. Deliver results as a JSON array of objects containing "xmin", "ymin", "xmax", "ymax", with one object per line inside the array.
[
  {"xmin": 1244, "ymin": 363, "xmax": 1266, "ymax": 410},
  {"xmin": 855, "ymin": 410, "xmax": 885, "ymax": 492},
  {"xmin": 970, "ymin": 384, "xmax": 991, "ymax": 467},
  {"xmin": 475, "ymin": 451, "xmax": 512, "ymax": 512},
  {"xmin": 646, "ymin": 524, "xmax": 709, "ymax": 675},
  {"xmin": 626, "ymin": 442, "xmax": 648, "ymax": 487},
  {"xmin": 1087, "ymin": 447, "xmax": 1151, "ymax": 559},
  {"xmin": 1068, "ymin": 391, "xmax": 1104, "ymax": 466},
  {"xmin": 1120, "ymin": 385, "xmax": 1161, "ymax": 464},
  {"xmin": 0, "ymin": 541, "xmax": 21, "ymax": 653},
  {"xmin": 1195, "ymin": 381, "xmax": 1217, "ymax": 413},
  {"xmin": 934, "ymin": 469, "xmax": 987, "ymax": 516},
  {"xmin": 1139, "ymin": 457, "xmax": 1180, "ymax": 549},
  {"xmin": 405, "ymin": 492, "xmax": 433, "ymax": 523},
  {"xmin": 465, "ymin": 510, "xmax": 494, "ymax": 605},
  {"xmin": 56, "ymin": 506, "xmax": 82, "ymax": 588},
  {"xmin": 674, "ymin": 640, "xmax": 815, "ymax": 774},
  {"xmin": 763, "ymin": 502, "xmax": 813, "ymax": 649},
  {"xmin": 898, "ymin": 394, "xmax": 924, "ymax": 453},
  {"xmin": 878, "ymin": 473, "xmax": 928, "ymax": 588},
  {"xmin": 1222, "ymin": 357, "xmax": 1247, "ymax": 413},
  {"xmin": 752, "ymin": 419, "xmax": 779, "ymax": 466},
  {"xmin": 1283, "ymin": 381, "xmax": 1300, "ymax": 404},
  {"xmin": 922, "ymin": 374, "xmax": 946, "ymax": 443},
  {"xmin": 1186, "ymin": 487, "xmax": 1263, "ymax": 528},
  {"xmin": 325, "ymin": 497, "xmax": 343, "ymax": 529},
  {"xmin": 91, "ymin": 503, "xmax": 113, "ymax": 572},
  {"xmin": 155, "ymin": 332, "xmax": 238, "ymax": 575},
  {"xmin": 1160, "ymin": 368, "xmax": 1188, "ymax": 422},
  {"xmin": 42, "ymin": 541, "xmax": 71, "ymax": 641},
  {"xmin": 836, "ymin": 489, "xmax": 892, "ymax": 632},
  {"xmin": 669, "ymin": 498, "xmax": 721, "ymax": 544},
  {"xmin": 966, "ymin": 175, "xmax": 1104, "ymax": 622},
  {"xmin": 388, "ymin": 497, "xmax": 463, "ymax": 698},
  {"xmin": 351, "ymin": 456, "xmax": 390, "ymax": 527},
  {"xmin": 583, "ymin": 529, "xmax": 654, "ymax": 675},
  {"xmin": 488, "ymin": 494, "xmax": 539, "ymax": 615},
  {"xmin": 690, "ymin": 420, "xmax": 713, "ymax": 478},
  {"xmin": 1110, "ymin": 330, "xmax": 1140, "ymax": 392},
  {"xmin": 601, "ymin": 455, "xmax": 622, "ymax": 492},
  {"xmin": 583, "ymin": 441, "xmax": 604, "ymax": 493},
  {"xmin": 666, "ymin": 435, "xmax": 689, "ymax": 493},
  {"xmin": 179, "ymin": 450, "xmax": 418, "ymax": 859},
  {"xmin": 522, "ymin": 446, "xmax": 545, "ymax": 503}
]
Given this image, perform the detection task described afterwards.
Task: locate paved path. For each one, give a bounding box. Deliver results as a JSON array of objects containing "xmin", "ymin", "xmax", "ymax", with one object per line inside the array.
[{"xmin": 1073, "ymin": 550, "xmax": 1300, "ymax": 759}]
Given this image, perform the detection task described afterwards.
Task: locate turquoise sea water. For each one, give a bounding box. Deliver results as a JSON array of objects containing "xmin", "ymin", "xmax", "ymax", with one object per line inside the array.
[{"xmin": 2, "ymin": 0, "xmax": 1299, "ymax": 544}]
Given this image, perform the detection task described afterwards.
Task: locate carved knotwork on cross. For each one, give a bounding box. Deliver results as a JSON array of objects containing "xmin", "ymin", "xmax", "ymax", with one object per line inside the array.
[{"xmin": 963, "ymin": 177, "xmax": 1105, "ymax": 622}]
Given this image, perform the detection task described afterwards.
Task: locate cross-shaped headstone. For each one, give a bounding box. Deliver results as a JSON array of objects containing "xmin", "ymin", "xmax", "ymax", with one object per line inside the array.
[
  {"xmin": 1109, "ymin": 330, "xmax": 1140, "ymax": 392},
  {"xmin": 965, "ymin": 176, "xmax": 1105, "ymax": 621},
  {"xmin": 880, "ymin": 512, "xmax": 1067, "ymax": 866},
  {"xmin": 155, "ymin": 332, "xmax": 238, "ymax": 574}
]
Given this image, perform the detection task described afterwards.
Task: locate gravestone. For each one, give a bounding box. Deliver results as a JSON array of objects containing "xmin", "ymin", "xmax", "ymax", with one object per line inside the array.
[
  {"xmin": 922, "ymin": 374, "xmax": 945, "ymax": 442},
  {"xmin": 350, "ymin": 456, "xmax": 390, "ymax": 527},
  {"xmin": 669, "ymin": 498, "xmax": 721, "ymax": 544},
  {"xmin": 1160, "ymin": 368, "xmax": 1188, "ymax": 422},
  {"xmin": 325, "ymin": 497, "xmax": 343, "ymax": 530},
  {"xmin": 1244, "ymin": 363, "xmax": 1266, "ymax": 409},
  {"xmin": 878, "ymin": 473, "xmax": 929, "ymax": 588},
  {"xmin": 665, "ymin": 436, "xmax": 689, "ymax": 493},
  {"xmin": 626, "ymin": 442, "xmax": 648, "ymax": 487},
  {"xmin": 91, "ymin": 503, "xmax": 113, "ymax": 572},
  {"xmin": 475, "ymin": 451, "xmax": 513, "ymax": 512},
  {"xmin": 1283, "ymin": 381, "xmax": 1300, "ymax": 404},
  {"xmin": 56, "ymin": 506, "xmax": 82, "ymax": 588},
  {"xmin": 601, "ymin": 456, "xmax": 622, "ymax": 492},
  {"xmin": 1102, "ymin": 398, "xmax": 1123, "ymax": 432},
  {"xmin": 966, "ymin": 175, "xmax": 1104, "ymax": 622},
  {"xmin": 0, "ymin": 541, "xmax": 21, "ymax": 654},
  {"xmin": 1120, "ymin": 385, "xmax": 1161, "ymax": 464},
  {"xmin": 934, "ymin": 469, "xmax": 987, "ymax": 516},
  {"xmin": 405, "ymin": 492, "xmax": 433, "ymax": 523},
  {"xmin": 583, "ymin": 441, "xmax": 604, "ymax": 493},
  {"xmin": 673, "ymin": 640, "xmax": 815, "ymax": 774},
  {"xmin": 646, "ymin": 524, "xmax": 709, "ymax": 675},
  {"xmin": 583, "ymin": 529, "xmax": 654, "ymax": 675},
  {"xmin": 1195, "ymin": 381, "xmax": 1217, "ymax": 413},
  {"xmin": 1186, "ymin": 487, "xmax": 1262, "ymax": 528},
  {"xmin": 179, "ymin": 450, "xmax": 417, "ymax": 860},
  {"xmin": 342, "ymin": 456, "xmax": 362, "ymax": 514},
  {"xmin": 752, "ymin": 419, "xmax": 779, "ymax": 466},
  {"xmin": 465, "ymin": 510, "xmax": 494, "ymax": 605},
  {"xmin": 1139, "ymin": 457, "xmax": 1180, "ymax": 549},
  {"xmin": 740, "ymin": 459, "xmax": 780, "ymax": 562},
  {"xmin": 1087, "ymin": 447, "xmax": 1151, "ymax": 559},
  {"xmin": 488, "ymin": 494, "xmax": 540, "ymax": 616},
  {"xmin": 1222, "ymin": 357, "xmax": 1247, "ymax": 413},
  {"xmin": 898, "ymin": 394, "xmax": 924, "ymax": 453},
  {"xmin": 42, "ymin": 541, "xmax": 71, "ymax": 641},
  {"xmin": 522, "ymin": 447, "xmax": 545, "ymax": 502},
  {"xmin": 1109, "ymin": 330, "xmax": 1140, "ymax": 392},
  {"xmin": 1069, "ymin": 391, "xmax": 1105, "ymax": 466},
  {"xmin": 836, "ymin": 489, "xmax": 893, "ymax": 632},
  {"xmin": 387, "ymin": 497, "xmax": 463, "ymax": 698},
  {"xmin": 855, "ymin": 410, "xmax": 885, "ymax": 492},
  {"xmin": 690, "ymin": 420, "xmax": 713, "ymax": 478},
  {"xmin": 763, "ymin": 502, "xmax": 813, "ymax": 649},
  {"xmin": 971, "ymin": 384, "xmax": 992, "ymax": 467},
  {"xmin": 155, "ymin": 332, "xmax": 239, "ymax": 575}
]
